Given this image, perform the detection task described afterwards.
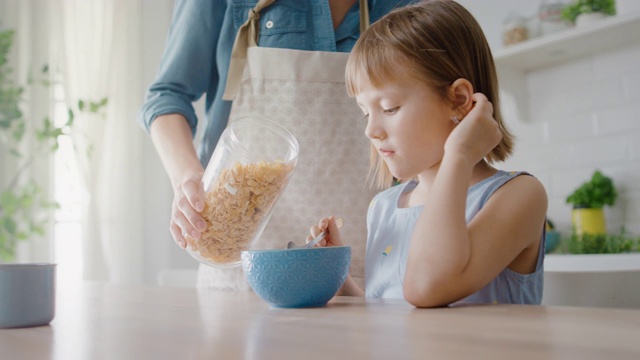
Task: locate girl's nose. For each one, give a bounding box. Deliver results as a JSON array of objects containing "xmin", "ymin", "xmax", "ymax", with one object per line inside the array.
[{"xmin": 364, "ymin": 115, "xmax": 385, "ymax": 140}]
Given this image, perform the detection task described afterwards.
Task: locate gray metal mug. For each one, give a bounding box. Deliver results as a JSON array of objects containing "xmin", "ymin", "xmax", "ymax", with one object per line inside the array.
[{"xmin": 0, "ymin": 263, "xmax": 56, "ymax": 328}]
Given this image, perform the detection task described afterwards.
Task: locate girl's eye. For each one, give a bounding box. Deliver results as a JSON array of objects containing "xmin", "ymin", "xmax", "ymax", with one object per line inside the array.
[
  {"xmin": 383, "ymin": 107, "xmax": 399, "ymax": 114},
  {"xmin": 361, "ymin": 114, "xmax": 369, "ymax": 122}
]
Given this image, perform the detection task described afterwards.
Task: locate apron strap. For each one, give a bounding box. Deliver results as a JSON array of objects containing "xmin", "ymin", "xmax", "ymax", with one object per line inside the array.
[
  {"xmin": 360, "ymin": 0, "xmax": 370, "ymax": 34},
  {"xmin": 223, "ymin": 0, "xmax": 276, "ymax": 100},
  {"xmin": 223, "ymin": 0, "xmax": 371, "ymax": 101}
]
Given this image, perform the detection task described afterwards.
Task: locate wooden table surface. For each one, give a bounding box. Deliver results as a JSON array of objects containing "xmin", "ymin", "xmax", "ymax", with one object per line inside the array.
[{"xmin": 1, "ymin": 282, "xmax": 640, "ymax": 359}]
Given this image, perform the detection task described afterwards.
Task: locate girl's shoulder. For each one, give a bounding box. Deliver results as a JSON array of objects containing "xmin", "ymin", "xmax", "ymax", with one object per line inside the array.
[
  {"xmin": 472, "ymin": 170, "xmax": 542, "ymax": 192},
  {"xmin": 475, "ymin": 170, "xmax": 547, "ymax": 212},
  {"xmin": 496, "ymin": 171, "xmax": 546, "ymax": 195},
  {"xmin": 469, "ymin": 170, "xmax": 546, "ymax": 209}
]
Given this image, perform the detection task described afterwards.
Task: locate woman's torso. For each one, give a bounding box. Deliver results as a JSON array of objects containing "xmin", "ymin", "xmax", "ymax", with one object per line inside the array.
[{"xmin": 139, "ymin": 0, "xmax": 416, "ymax": 164}]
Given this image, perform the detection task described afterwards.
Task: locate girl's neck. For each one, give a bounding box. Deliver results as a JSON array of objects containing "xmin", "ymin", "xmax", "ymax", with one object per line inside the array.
[{"xmin": 403, "ymin": 160, "xmax": 497, "ymax": 208}]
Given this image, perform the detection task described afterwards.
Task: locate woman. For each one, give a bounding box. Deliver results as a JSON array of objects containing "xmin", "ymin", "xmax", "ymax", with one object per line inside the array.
[{"xmin": 138, "ymin": 0, "xmax": 416, "ymax": 289}]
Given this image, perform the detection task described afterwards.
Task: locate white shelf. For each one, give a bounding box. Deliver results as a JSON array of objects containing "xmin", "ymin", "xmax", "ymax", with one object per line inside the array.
[
  {"xmin": 493, "ymin": 12, "xmax": 640, "ymax": 123},
  {"xmin": 544, "ymin": 253, "xmax": 640, "ymax": 273},
  {"xmin": 494, "ymin": 12, "xmax": 640, "ymax": 71}
]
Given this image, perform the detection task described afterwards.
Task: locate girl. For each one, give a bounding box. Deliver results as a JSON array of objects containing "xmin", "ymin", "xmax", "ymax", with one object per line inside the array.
[{"xmin": 308, "ymin": 0, "xmax": 548, "ymax": 308}]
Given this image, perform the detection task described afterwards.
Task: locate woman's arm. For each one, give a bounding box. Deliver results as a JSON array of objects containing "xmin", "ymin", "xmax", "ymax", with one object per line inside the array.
[
  {"xmin": 150, "ymin": 114, "xmax": 206, "ymax": 249},
  {"xmin": 140, "ymin": 0, "xmax": 228, "ymax": 248}
]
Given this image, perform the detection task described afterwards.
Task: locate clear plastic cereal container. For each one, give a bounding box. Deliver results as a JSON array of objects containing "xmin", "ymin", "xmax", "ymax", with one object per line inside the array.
[{"xmin": 185, "ymin": 116, "xmax": 299, "ymax": 268}]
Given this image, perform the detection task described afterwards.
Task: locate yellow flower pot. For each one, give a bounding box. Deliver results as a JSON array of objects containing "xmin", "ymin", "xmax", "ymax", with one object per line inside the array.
[{"xmin": 571, "ymin": 208, "xmax": 606, "ymax": 236}]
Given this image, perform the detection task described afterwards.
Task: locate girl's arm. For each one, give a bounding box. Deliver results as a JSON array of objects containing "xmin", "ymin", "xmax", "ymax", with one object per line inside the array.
[
  {"xmin": 337, "ymin": 274, "xmax": 365, "ymax": 297},
  {"xmin": 403, "ymin": 94, "xmax": 547, "ymax": 308}
]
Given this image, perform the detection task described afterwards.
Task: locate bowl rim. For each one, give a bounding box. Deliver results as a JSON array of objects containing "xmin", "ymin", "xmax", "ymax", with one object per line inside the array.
[{"xmin": 242, "ymin": 245, "xmax": 351, "ymax": 254}]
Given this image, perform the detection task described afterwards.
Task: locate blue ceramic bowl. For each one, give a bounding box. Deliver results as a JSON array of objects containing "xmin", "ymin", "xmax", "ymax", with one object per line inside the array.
[
  {"xmin": 241, "ymin": 246, "xmax": 351, "ymax": 308},
  {"xmin": 546, "ymin": 230, "xmax": 561, "ymax": 253}
]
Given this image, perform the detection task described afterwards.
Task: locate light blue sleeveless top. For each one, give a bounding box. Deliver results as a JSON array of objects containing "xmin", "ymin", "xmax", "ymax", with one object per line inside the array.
[{"xmin": 364, "ymin": 170, "xmax": 545, "ymax": 305}]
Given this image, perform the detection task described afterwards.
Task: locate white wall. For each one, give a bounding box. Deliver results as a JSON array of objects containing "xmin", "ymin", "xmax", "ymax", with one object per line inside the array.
[
  {"xmin": 504, "ymin": 45, "xmax": 640, "ymax": 236},
  {"xmin": 457, "ymin": 0, "xmax": 542, "ymax": 51},
  {"xmin": 460, "ymin": 0, "xmax": 640, "ymax": 237}
]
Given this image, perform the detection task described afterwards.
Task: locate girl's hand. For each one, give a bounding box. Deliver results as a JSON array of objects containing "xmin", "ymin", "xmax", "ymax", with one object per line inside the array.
[
  {"xmin": 307, "ymin": 216, "xmax": 343, "ymax": 247},
  {"xmin": 309, "ymin": 217, "xmax": 363, "ymax": 296},
  {"xmin": 170, "ymin": 170, "xmax": 207, "ymax": 249},
  {"xmin": 445, "ymin": 93, "xmax": 502, "ymax": 166}
]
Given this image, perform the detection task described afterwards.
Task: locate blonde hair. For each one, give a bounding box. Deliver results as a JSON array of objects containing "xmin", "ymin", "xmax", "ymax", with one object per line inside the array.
[{"xmin": 346, "ymin": 0, "xmax": 514, "ymax": 189}]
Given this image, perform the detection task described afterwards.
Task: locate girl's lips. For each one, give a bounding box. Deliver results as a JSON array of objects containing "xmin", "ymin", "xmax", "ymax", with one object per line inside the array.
[{"xmin": 378, "ymin": 148, "xmax": 394, "ymax": 157}]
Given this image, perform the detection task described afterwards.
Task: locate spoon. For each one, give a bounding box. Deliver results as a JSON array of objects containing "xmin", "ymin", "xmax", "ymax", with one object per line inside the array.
[{"xmin": 286, "ymin": 218, "xmax": 343, "ymax": 249}]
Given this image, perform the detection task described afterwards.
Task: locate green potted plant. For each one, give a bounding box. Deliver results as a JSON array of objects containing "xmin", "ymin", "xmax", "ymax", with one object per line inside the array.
[
  {"xmin": 566, "ymin": 170, "xmax": 617, "ymax": 237},
  {"xmin": 561, "ymin": 0, "xmax": 616, "ymax": 26}
]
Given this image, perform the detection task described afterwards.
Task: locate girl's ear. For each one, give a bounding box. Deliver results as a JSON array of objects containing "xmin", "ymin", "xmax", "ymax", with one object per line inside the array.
[{"xmin": 448, "ymin": 78, "xmax": 474, "ymax": 117}]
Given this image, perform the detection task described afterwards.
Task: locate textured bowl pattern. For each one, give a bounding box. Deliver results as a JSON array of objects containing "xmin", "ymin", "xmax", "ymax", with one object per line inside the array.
[{"xmin": 241, "ymin": 246, "xmax": 350, "ymax": 308}]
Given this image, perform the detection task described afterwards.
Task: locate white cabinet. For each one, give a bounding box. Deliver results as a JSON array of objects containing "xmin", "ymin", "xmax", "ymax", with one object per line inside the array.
[
  {"xmin": 543, "ymin": 253, "xmax": 640, "ymax": 308},
  {"xmin": 493, "ymin": 12, "xmax": 640, "ymax": 122}
]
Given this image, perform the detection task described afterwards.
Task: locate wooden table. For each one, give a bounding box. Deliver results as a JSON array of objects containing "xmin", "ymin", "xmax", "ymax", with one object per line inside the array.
[{"xmin": 1, "ymin": 282, "xmax": 640, "ymax": 359}]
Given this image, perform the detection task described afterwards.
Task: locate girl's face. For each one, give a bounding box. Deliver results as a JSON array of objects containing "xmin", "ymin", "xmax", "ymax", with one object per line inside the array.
[{"xmin": 355, "ymin": 71, "xmax": 454, "ymax": 181}]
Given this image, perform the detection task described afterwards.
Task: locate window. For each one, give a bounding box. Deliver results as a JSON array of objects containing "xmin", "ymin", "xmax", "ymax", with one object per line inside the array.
[{"xmin": 52, "ymin": 74, "xmax": 83, "ymax": 285}]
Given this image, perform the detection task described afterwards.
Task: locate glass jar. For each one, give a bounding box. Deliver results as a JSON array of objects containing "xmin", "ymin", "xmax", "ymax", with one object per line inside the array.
[
  {"xmin": 503, "ymin": 13, "xmax": 529, "ymax": 46},
  {"xmin": 185, "ymin": 116, "xmax": 299, "ymax": 268},
  {"xmin": 538, "ymin": 0, "xmax": 570, "ymax": 35}
]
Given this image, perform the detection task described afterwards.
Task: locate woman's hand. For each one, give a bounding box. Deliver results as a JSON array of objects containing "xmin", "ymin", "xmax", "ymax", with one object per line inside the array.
[
  {"xmin": 445, "ymin": 93, "xmax": 502, "ymax": 166},
  {"xmin": 307, "ymin": 216, "xmax": 343, "ymax": 247},
  {"xmin": 149, "ymin": 113, "xmax": 208, "ymax": 250},
  {"xmin": 170, "ymin": 170, "xmax": 207, "ymax": 249}
]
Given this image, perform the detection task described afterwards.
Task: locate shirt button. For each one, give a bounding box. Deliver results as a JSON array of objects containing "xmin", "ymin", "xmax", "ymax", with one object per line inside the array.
[{"xmin": 266, "ymin": 20, "xmax": 274, "ymax": 29}]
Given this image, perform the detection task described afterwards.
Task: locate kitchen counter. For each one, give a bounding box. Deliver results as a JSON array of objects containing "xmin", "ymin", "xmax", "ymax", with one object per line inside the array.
[{"xmin": 2, "ymin": 282, "xmax": 640, "ymax": 359}]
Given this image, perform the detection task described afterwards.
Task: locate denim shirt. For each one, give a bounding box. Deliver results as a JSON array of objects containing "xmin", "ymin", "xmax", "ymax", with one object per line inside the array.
[{"xmin": 137, "ymin": 0, "xmax": 415, "ymax": 166}]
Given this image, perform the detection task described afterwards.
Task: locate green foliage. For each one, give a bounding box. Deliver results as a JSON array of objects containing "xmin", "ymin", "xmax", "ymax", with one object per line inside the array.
[
  {"xmin": 0, "ymin": 29, "xmax": 23, "ymax": 133},
  {"xmin": 561, "ymin": 0, "xmax": 616, "ymax": 23},
  {"xmin": 566, "ymin": 170, "xmax": 617, "ymax": 209},
  {"xmin": 0, "ymin": 27, "xmax": 107, "ymax": 261},
  {"xmin": 568, "ymin": 233, "xmax": 637, "ymax": 254},
  {"xmin": 562, "ymin": 229, "xmax": 638, "ymax": 254},
  {"xmin": 0, "ymin": 182, "xmax": 58, "ymax": 260},
  {"xmin": 0, "ymin": 28, "xmax": 59, "ymax": 261}
]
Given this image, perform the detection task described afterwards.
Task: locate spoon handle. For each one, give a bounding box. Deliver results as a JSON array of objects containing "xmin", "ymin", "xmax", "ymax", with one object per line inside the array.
[{"xmin": 304, "ymin": 218, "xmax": 343, "ymax": 249}]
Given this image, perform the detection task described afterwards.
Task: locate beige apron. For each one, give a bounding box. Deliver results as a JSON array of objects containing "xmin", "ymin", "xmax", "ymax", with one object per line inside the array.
[{"xmin": 197, "ymin": 0, "xmax": 375, "ymax": 290}]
